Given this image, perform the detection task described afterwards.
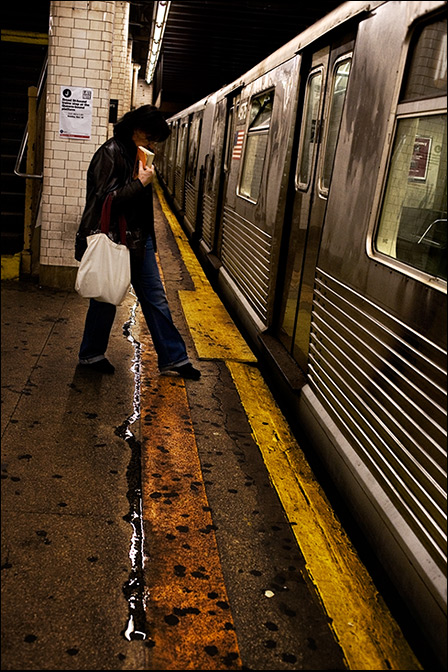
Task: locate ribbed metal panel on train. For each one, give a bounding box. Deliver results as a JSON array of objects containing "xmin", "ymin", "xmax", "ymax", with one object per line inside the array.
[
  {"xmin": 309, "ymin": 268, "xmax": 447, "ymax": 572},
  {"xmin": 221, "ymin": 206, "xmax": 272, "ymax": 324},
  {"xmin": 174, "ymin": 167, "xmax": 183, "ymax": 206},
  {"xmin": 202, "ymin": 193, "xmax": 214, "ymax": 249},
  {"xmin": 184, "ymin": 180, "xmax": 196, "ymax": 226}
]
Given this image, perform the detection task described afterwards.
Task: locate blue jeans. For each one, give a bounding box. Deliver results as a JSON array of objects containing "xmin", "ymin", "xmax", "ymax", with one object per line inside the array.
[{"xmin": 79, "ymin": 235, "xmax": 190, "ymax": 371}]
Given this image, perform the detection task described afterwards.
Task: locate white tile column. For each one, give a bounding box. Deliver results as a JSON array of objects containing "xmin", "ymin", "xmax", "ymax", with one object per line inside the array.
[
  {"xmin": 40, "ymin": 0, "xmax": 119, "ymax": 287},
  {"xmin": 108, "ymin": 0, "xmax": 132, "ymax": 138}
]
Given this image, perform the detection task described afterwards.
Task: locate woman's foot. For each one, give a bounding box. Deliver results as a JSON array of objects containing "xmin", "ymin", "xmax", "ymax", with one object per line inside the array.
[
  {"xmin": 171, "ymin": 363, "xmax": 201, "ymax": 380},
  {"xmin": 79, "ymin": 358, "xmax": 115, "ymax": 374}
]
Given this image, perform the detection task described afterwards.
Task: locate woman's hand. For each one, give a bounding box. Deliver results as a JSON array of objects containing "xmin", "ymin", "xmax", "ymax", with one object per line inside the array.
[{"xmin": 137, "ymin": 161, "xmax": 154, "ymax": 187}]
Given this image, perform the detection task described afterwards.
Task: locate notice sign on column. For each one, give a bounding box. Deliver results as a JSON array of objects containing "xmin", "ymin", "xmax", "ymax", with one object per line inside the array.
[{"xmin": 59, "ymin": 86, "xmax": 93, "ymax": 140}]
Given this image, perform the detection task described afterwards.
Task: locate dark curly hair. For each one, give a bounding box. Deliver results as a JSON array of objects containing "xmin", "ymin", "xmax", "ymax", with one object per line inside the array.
[{"xmin": 114, "ymin": 104, "xmax": 170, "ymax": 143}]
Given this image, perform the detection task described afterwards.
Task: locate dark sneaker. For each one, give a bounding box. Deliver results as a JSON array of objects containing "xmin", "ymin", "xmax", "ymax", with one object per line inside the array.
[
  {"xmin": 173, "ymin": 363, "xmax": 201, "ymax": 380},
  {"xmin": 80, "ymin": 358, "xmax": 115, "ymax": 374}
]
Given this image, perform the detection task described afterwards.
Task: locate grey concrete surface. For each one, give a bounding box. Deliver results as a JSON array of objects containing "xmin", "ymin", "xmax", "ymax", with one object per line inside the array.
[{"xmin": 1, "ymin": 281, "xmax": 146, "ymax": 670}]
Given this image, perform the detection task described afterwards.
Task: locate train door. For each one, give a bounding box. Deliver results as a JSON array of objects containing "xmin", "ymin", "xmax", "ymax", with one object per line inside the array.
[
  {"xmin": 184, "ymin": 111, "xmax": 203, "ymax": 232},
  {"xmin": 277, "ymin": 37, "xmax": 354, "ymax": 373},
  {"xmin": 215, "ymin": 93, "xmax": 240, "ymax": 258},
  {"xmin": 201, "ymin": 98, "xmax": 228, "ymax": 252}
]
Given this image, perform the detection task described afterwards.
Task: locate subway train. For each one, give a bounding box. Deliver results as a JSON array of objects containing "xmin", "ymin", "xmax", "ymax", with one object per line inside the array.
[{"xmin": 155, "ymin": 1, "xmax": 447, "ymax": 665}]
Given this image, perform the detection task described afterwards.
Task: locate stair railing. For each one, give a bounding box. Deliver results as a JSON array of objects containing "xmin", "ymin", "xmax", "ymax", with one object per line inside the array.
[
  {"xmin": 14, "ymin": 54, "xmax": 47, "ymax": 275},
  {"xmin": 14, "ymin": 53, "xmax": 47, "ymax": 179}
]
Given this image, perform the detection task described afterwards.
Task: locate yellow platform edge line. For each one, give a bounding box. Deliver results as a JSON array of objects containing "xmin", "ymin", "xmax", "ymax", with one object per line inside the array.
[
  {"xmin": 226, "ymin": 360, "xmax": 422, "ymax": 671},
  {"xmin": 178, "ymin": 289, "xmax": 257, "ymax": 362}
]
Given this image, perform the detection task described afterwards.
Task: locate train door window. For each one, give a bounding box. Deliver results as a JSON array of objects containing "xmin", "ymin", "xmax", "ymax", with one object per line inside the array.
[
  {"xmin": 296, "ymin": 69, "xmax": 324, "ymax": 189},
  {"xmin": 319, "ymin": 55, "xmax": 352, "ymax": 195},
  {"xmin": 169, "ymin": 121, "xmax": 178, "ymax": 163},
  {"xmin": 374, "ymin": 17, "xmax": 447, "ymax": 284},
  {"xmin": 239, "ymin": 90, "xmax": 274, "ymax": 202},
  {"xmin": 168, "ymin": 122, "xmax": 173, "ymax": 150},
  {"xmin": 186, "ymin": 113, "xmax": 202, "ymax": 183},
  {"xmin": 176, "ymin": 121, "xmax": 188, "ymax": 165},
  {"xmin": 224, "ymin": 104, "xmax": 236, "ymax": 172},
  {"xmin": 171, "ymin": 122, "xmax": 177, "ymax": 150}
]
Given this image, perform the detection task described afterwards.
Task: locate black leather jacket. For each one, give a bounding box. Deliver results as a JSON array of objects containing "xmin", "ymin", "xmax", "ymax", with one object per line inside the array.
[{"xmin": 75, "ymin": 135, "xmax": 155, "ymax": 262}]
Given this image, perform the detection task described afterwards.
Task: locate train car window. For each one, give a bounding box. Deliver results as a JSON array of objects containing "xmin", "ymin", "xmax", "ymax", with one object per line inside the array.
[
  {"xmin": 239, "ymin": 90, "xmax": 274, "ymax": 202},
  {"xmin": 376, "ymin": 114, "xmax": 447, "ymax": 280},
  {"xmin": 401, "ymin": 18, "xmax": 447, "ymax": 101},
  {"xmin": 320, "ymin": 56, "xmax": 352, "ymax": 194},
  {"xmin": 374, "ymin": 17, "xmax": 447, "ymax": 284},
  {"xmin": 296, "ymin": 69, "xmax": 324, "ymax": 190}
]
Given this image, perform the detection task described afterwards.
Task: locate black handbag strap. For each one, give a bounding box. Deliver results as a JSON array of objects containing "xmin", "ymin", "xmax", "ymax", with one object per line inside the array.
[{"xmin": 100, "ymin": 194, "xmax": 127, "ymax": 245}]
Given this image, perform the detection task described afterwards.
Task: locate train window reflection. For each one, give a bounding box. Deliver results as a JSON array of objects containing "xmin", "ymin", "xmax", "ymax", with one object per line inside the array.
[
  {"xmin": 224, "ymin": 105, "xmax": 236, "ymax": 172},
  {"xmin": 401, "ymin": 18, "xmax": 447, "ymax": 102},
  {"xmin": 320, "ymin": 57, "xmax": 351, "ymax": 194},
  {"xmin": 186, "ymin": 114, "xmax": 202, "ymax": 183},
  {"xmin": 168, "ymin": 122, "xmax": 176, "ymax": 164},
  {"xmin": 296, "ymin": 70, "xmax": 323, "ymax": 189},
  {"xmin": 248, "ymin": 91, "xmax": 273, "ymax": 128},
  {"xmin": 176, "ymin": 122, "xmax": 188, "ymax": 164},
  {"xmin": 376, "ymin": 114, "xmax": 447, "ymax": 281},
  {"xmin": 239, "ymin": 90, "xmax": 274, "ymax": 202}
]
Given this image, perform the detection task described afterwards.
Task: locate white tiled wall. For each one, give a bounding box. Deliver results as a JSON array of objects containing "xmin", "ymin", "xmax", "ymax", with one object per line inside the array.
[
  {"xmin": 134, "ymin": 77, "xmax": 154, "ymax": 108},
  {"xmin": 40, "ymin": 0, "xmax": 132, "ymax": 271},
  {"xmin": 108, "ymin": 0, "xmax": 132, "ymax": 138}
]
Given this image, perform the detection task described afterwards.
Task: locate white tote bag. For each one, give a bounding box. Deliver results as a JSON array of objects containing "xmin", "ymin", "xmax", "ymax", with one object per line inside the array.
[{"xmin": 75, "ymin": 194, "xmax": 131, "ymax": 305}]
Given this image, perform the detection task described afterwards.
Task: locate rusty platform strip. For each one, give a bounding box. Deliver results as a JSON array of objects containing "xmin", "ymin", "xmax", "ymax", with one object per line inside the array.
[{"xmin": 139, "ymin": 338, "xmax": 241, "ymax": 670}]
